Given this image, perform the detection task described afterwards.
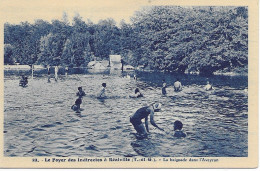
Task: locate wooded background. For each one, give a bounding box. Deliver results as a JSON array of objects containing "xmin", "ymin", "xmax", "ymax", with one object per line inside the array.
[{"xmin": 4, "ymin": 6, "xmax": 248, "ymax": 75}]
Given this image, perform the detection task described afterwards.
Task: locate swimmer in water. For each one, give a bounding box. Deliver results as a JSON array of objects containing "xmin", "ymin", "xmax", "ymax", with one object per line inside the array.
[
  {"xmin": 173, "ymin": 78, "xmax": 182, "ymax": 92},
  {"xmin": 71, "ymin": 98, "xmax": 82, "ymax": 113},
  {"xmin": 173, "ymin": 120, "xmax": 186, "ymax": 138},
  {"xmin": 204, "ymin": 81, "xmax": 214, "ymax": 91},
  {"xmin": 129, "ymin": 88, "xmax": 143, "ymax": 98},
  {"xmin": 19, "ymin": 75, "xmax": 28, "ymax": 87},
  {"xmin": 130, "ymin": 103, "xmax": 164, "ymax": 138},
  {"xmin": 76, "ymin": 87, "xmax": 86, "ymax": 98},
  {"xmin": 162, "ymin": 79, "xmax": 167, "ymax": 95},
  {"xmin": 98, "ymin": 83, "xmax": 106, "ymax": 98}
]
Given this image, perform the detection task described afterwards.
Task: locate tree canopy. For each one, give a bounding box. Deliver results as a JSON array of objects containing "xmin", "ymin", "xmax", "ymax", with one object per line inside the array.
[{"xmin": 4, "ymin": 6, "xmax": 248, "ymax": 75}]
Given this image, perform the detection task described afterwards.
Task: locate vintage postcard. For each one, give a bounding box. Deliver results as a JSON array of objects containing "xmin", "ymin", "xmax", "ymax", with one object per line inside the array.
[{"xmin": 0, "ymin": 0, "xmax": 258, "ymax": 168}]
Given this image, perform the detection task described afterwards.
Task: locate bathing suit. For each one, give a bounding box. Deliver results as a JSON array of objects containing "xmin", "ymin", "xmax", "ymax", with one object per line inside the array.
[{"xmin": 130, "ymin": 106, "xmax": 150, "ymax": 126}]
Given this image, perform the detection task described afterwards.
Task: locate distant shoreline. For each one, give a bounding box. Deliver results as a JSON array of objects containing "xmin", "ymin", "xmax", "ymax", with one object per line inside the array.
[
  {"xmin": 4, "ymin": 65, "xmax": 248, "ymax": 77},
  {"xmin": 213, "ymin": 71, "xmax": 248, "ymax": 76}
]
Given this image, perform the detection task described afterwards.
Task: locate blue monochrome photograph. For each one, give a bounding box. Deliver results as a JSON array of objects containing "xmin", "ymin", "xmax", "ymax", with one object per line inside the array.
[{"xmin": 4, "ymin": 5, "xmax": 248, "ymax": 158}]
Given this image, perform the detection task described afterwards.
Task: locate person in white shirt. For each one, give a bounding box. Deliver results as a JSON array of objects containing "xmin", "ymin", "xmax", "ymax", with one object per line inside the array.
[{"xmin": 204, "ymin": 81, "xmax": 214, "ymax": 91}]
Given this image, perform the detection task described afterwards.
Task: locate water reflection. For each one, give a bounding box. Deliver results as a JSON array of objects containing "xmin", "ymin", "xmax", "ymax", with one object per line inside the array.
[
  {"xmin": 75, "ymin": 112, "xmax": 83, "ymax": 118},
  {"xmin": 131, "ymin": 138, "xmax": 159, "ymax": 157}
]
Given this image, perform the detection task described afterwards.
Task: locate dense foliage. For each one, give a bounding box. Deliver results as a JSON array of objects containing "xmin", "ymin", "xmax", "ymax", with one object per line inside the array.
[{"xmin": 4, "ymin": 6, "xmax": 248, "ymax": 75}]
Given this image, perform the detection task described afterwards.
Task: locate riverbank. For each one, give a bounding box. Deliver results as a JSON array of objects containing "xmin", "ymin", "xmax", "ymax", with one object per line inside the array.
[
  {"xmin": 213, "ymin": 67, "xmax": 248, "ymax": 76},
  {"xmin": 4, "ymin": 65, "xmax": 248, "ymax": 77},
  {"xmin": 213, "ymin": 71, "xmax": 248, "ymax": 76},
  {"xmin": 4, "ymin": 65, "xmax": 45, "ymax": 70}
]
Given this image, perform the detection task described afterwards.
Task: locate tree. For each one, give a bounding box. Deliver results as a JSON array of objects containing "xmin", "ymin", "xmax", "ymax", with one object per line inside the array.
[
  {"xmin": 93, "ymin": 18, "xmax": 121, "ymax": 59},
  {"xmin": 60, "ymin": 14, "xmax": 92, "ymax": 67},
  {"xmin": 4, "ymin": 7, "xmax": 247, "ymax": 74},
  {"xmin": 4, "ymin": 44, "xmax": 14, "ymax": 64},
  {"xmin": 37, "ymin": 33, "xmax": 55, "ymax": 65}
]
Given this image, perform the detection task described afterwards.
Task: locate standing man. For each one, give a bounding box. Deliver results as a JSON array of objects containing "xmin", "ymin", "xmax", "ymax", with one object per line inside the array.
[
  {"xmin": 54, "ymin": 65, "xmax": 59, "ymax": 81},
  {"xmin": 130, "ymin": 103, "xmax": 164, "ymax": 138},
  {"xmin": 98, "ymin": 83, "xmax": 107, "ymax": 99},
  {"xmin": 65, "ymin": 66, "xmax": 69, "ymax": 77},
  {"xmin": 47, "ymin": 65, "xmax": 51, "ymax": 83}
]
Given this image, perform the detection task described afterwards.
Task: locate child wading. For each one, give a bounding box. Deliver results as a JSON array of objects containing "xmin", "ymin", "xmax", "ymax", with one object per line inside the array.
[
  {"xmin": 162, "ymin": 79, "xmax": 167, "ymax": 95},
  {"xmin": 71, "ymin": 98, "xmax": 82, "ymax": 113},
  {"xmin": 54, "ymin": 66, "xmax": 59, "ymax": 81},
  {"xmin": 19, "ymin": 75, "xmax": 28, "ymax": 87},
  {"xmin": 98, "ymin": 83, "xmax": 106, "ymax": 98}
]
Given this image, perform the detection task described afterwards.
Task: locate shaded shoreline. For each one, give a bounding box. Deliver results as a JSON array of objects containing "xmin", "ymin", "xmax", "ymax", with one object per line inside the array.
[{"xmin": 4, "ymin": 65, "xmax": 248, "ymax": 77}]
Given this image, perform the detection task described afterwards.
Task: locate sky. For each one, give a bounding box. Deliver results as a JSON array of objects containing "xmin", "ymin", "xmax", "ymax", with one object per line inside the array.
[
  {"xmin": 0, "ymin": 0, "xmax": 155, "ymax": 25},
  {"xmin": 0, "ymin": 0, "xmax": 249, "ymax": 25}
]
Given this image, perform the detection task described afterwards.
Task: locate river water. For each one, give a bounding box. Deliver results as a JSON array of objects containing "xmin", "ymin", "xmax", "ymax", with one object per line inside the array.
[{"xmin": 4, "ymin": 70, "xmax": 248, "ymax": 157}]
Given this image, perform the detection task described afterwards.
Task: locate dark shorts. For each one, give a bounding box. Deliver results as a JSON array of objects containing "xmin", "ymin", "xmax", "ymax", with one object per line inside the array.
[{"xmin": 130, "ymin": 117, "xmax": 142, "ymax": 126}]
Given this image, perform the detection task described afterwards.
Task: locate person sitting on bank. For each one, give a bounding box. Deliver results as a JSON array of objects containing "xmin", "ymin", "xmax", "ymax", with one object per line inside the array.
[
  {"xmin": 173, "ymin": 79, "xmax": 182, "ymax": 92},
  {"xmin": 173, "ymin": 120, "xmax": 186, "ymax": 138},
  {"xmin": 76, "ymin": 87, "xmax": 86, "ymax": 98},
  {"xmin": 130, "ymin": 88, "xmax": 143, "ymax": 98},
  {"xmin": 204, "ymin": 81, "xmax": 214, "ymax": 91},
  {"xmin": 162, "ymin": 79, "xmax": 167, "ymax": 95},
  {"xmin": 98, "ymin": 83, "xmax": 106, "ymax": 99},
  {"xmin": 71, "ymin": 98, "xmax": 82, "ymax": 113},
  {"xmin": 19, "ymin": 75, "xmax": 28, "ymax": 87},
  {"xmin": 130, "ymin": 103, "xmax": 164, "ymax": 138}
]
